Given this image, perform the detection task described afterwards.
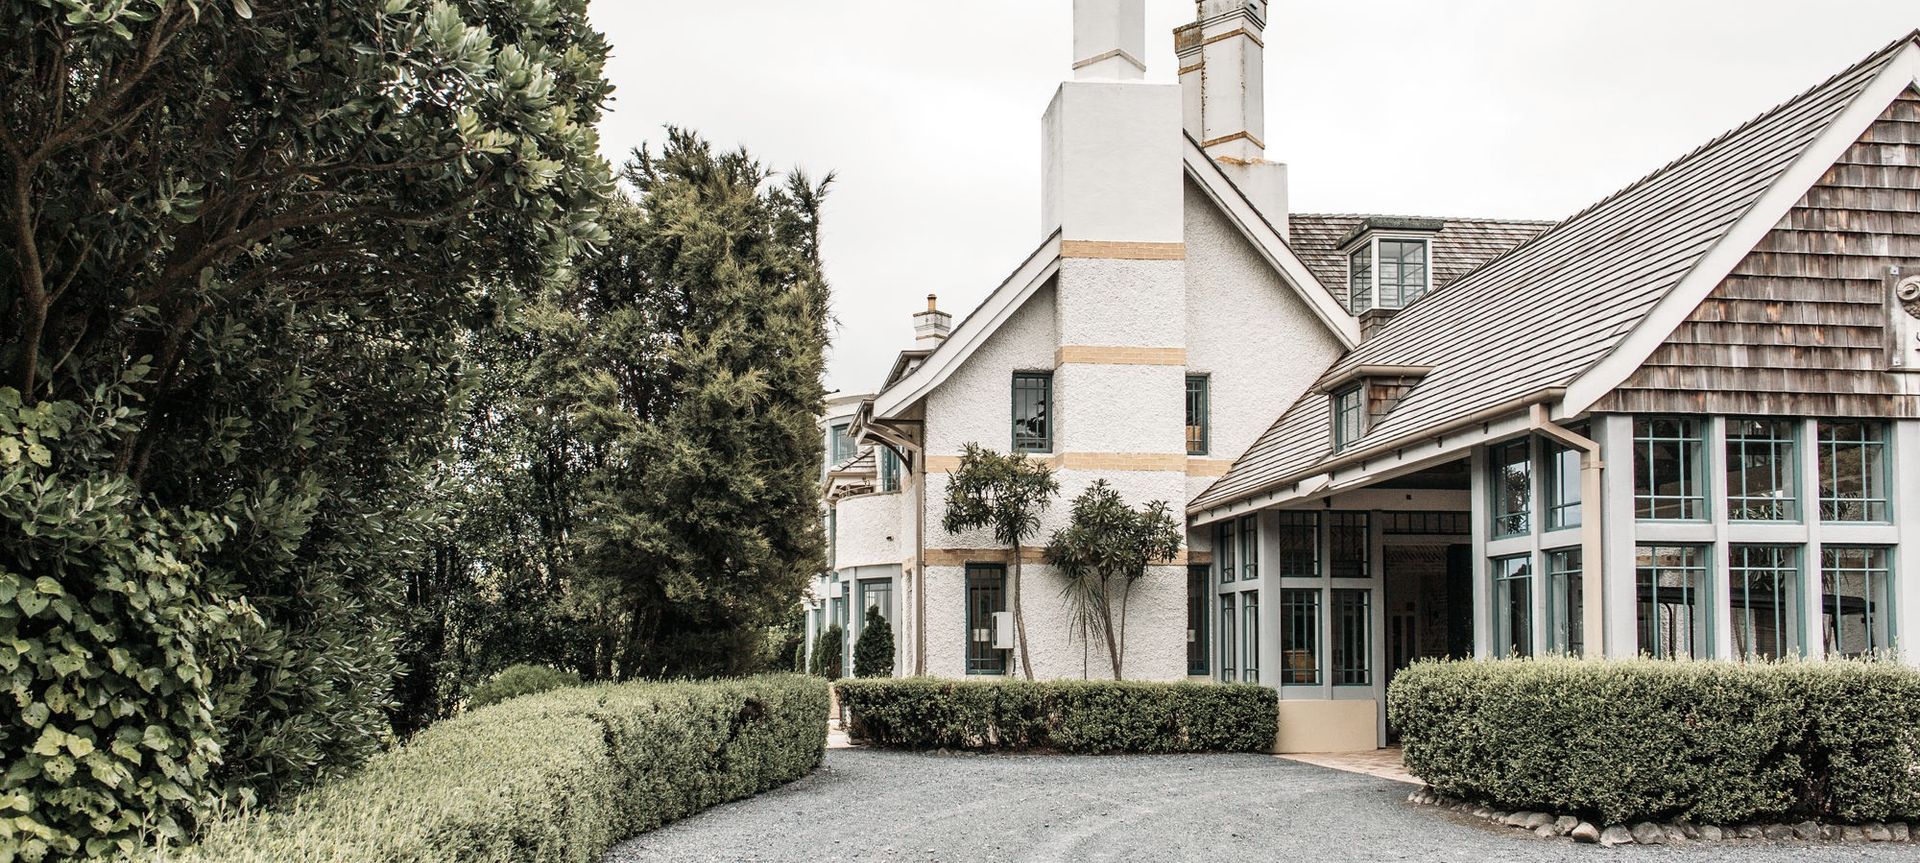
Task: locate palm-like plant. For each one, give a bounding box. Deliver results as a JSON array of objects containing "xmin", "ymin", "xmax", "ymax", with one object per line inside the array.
[
  {"xmin": 941, "ymin": 443, "xmax": 1059, "ymax": 680},
  {"xmin": 1046, "ymin": 481, "xmax": 1183, "ymax": 679}
]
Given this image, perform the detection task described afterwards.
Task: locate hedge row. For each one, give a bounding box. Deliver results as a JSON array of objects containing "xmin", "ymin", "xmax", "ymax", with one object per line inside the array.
[
  {"xmin": 1389, "ymin": 658, "xmax": 1920, "ymax": 825},
  {"xmin": 835, "ymin": 678, "xmax": 1277, "ymax": 753},
  {"xmin": 163, "ymin": 675, "xmax": 828, "ymax": 863}
]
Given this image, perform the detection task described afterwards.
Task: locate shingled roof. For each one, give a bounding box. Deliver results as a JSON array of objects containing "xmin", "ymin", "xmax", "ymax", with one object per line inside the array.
[
  {"xmin": 1289, "ymin": 214, "xmax": 1553, "ymax": 309},
  {"xmin": 1193, "ymin": 32, "xmax": 1920, "ymax": 514}
]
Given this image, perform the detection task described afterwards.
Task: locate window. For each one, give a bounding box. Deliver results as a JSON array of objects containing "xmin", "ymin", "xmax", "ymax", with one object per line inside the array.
[
  {"xmin": 1011, "ymin": 372, "xmax": 1053, "ymax": 453},
  {"xmin": 1378, "ymin": 239, "xmax": 1430, "ymax": 307},
  {"xmin": 1818, "ymin": 422, "xmax": 1888, "ymax": 522},
  {"xmin": 1331, "ymin": 589, "xmax": 1371, "ymax": 685},
  {"xmin": 1215, "ymin": 519, "xmax": 1235, "ymax": 587},
  {"xmin": 1333, "ymin": 386, "xmax": 1365, "ymax": 452},
  {"xmin": 1729, "ymin": 545, "xmax": 1800, "ymax": 661},
  {"xmin": 1347, "ymin": 247, "xmax": 1372, "ymax": 314},
  {"xmin": 1275, "ymin": 512, "xmax": 1318, "ymax": 577},
  {"xmin": 1281, "ymin": 589, "xmax": 1320, "ymax": 685},
  {"xmin": 858, "ymin": 579, "xmax": 893, "ymax": 626},
  {"xmin": 1382, "ymin": 511, "xmax": 1470, "ymax": 535},
  {"xmin": 1239, "ymin": 515, "xmax": 1259, "ymax": 582},
  {"xmin": 1187, "ymin": 566, "xmax": 1209, "ymax": 676},
  {"xmin": 1490, "ymin": 439, "xmax": 1532, "ymax": 538},
  {"xmin": 1546, "ymin": 549, "xmax": 1582, "ymax": 656},
  {"xmin": 1242, "ymin": 591, "xmax": 1260, "ymax": 684},
  {"xmin": 1185, "ymin": 375, "xmax": 1210, "ymax": 456},
  {"xmin": 1492, "ymin": 555, "xmax": 1534, "ymax": 658},
  {"xmin": 965, "ymin": 564, "xmax": 1008, "ymax": 675},
  {"xmin": 1546, "ymin": 441, "xmax": 1582, "ymax": 530},
  {"xmin": 830, "ymin": 423, "xmax": 855, "ymax": 464},
  {"xmin": 1634, "ymin": 417, "xmax": 1706, "ymax": 520},
  {"xmin": 1723, "ymin": 419, "xmax": 1797, "ymax": 521},
  {"xmin": 1637, "ymin": 545, "xmax": 1711, "ymax": 660},
  {"xmin": 1328, "ymin": 512, "xmax": 1368, "ymax": 579},
  {"xmin": 879, "ymin": 448, "xmax": 901, "ymax": 493},
  {"xmin": 1218, "ymin": 594, "xmax": 1237, "ymax": 683},
  {"xmin": 1821, "ymin": 547, "xmax": 1893, "ymax": 657}
]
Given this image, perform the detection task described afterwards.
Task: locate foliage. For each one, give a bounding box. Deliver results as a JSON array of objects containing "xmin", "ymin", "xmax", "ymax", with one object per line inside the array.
[
  {"xmin": 464, "ymin": 664, "xmax": 582, "ymax": 710},
  {"xmin": 940, "ymin": 444, "xmax": 1058, "ymax": 680},
  {"xmin": 1389, "ymin": 658, "xmax": 1920, "ymax": 825},
  {"xmin": 166, "ymin": 676, "xmax": 828, "ymax": 863},
  {"xmin": 852, "ymin": 607, "xmax": 895, "ymax": 679},
  {"xmin": 810, "ymin": 625, "xmax": 844, "ymax": 681},
  {"xmin": 836, "ymin": 678, "xmax": 1276, "ymax": 754},
  {"xmin": 1044, "ymin": 481, "xmax": 1181, "ymax": 680}
]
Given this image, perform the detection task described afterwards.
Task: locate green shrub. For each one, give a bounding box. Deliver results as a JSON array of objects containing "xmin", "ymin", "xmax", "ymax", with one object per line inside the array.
[
  {"xmin": 836, "ymin": 678, "xmax": 1276, "ymax": 753},
  {"xmin": 1389, "ymin": 658, "xmax": 1920, "ymax": 825},
  {"xmin": 809, "ymin": 624, "xmax": 843, "ymax": 681},
  {"xmin": 852, "ymin": 608, "xmax": 894, "ymax": 678},
  {"xmin": 465, "ymin": 663, "xmax": 583, "ymax": 710},
  {"xmin": 166, "ymin": 675, "xmax": 828, "ymax": 863}
]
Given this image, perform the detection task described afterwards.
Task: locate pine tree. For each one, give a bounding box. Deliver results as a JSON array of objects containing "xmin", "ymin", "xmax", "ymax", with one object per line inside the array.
[
  {"xmin": 811, "ymin": 625, "xmax": 845, "ymax": 681},
  {"xmin": 853, "ymin": 607, "xmax": 896, "ymax": 678}
]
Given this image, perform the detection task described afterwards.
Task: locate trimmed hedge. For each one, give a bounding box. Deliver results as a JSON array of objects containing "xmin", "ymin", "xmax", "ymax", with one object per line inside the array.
[
  {"xmin": 164, "ymin": 675, "xmax": 827, "ymax": 862},
  {"xmin": 1389, "ymin": 658, "xmax": 1920, "ymax": 825},
  {"xmin": 465, "ymin": 663, "xmax": 583, "ymax": 709},
  {"xmin": 836, "ymin": 678, "xmax": 1277, "ymax": 753}
]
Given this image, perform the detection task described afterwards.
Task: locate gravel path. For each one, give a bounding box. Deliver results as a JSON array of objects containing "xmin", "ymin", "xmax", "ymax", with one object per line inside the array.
[{"xmin": 604, "ymin": 749, "xmax": 1918, "ymax": 862}]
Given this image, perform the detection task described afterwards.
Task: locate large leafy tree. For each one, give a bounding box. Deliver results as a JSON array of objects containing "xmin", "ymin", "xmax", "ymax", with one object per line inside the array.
[
  {"xmin": 1045, "ymin": 480, "xmax": 1182, "ymax": 680},
  {"xmin": 942, "ymin": 444, "xmax": 1059, "ymax": 680}
]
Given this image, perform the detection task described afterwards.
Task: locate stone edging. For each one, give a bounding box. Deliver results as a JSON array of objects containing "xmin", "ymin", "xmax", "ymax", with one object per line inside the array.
[{"xmin": 1406, "ymin": 787, "xmax": 1917, "ymax": 847}]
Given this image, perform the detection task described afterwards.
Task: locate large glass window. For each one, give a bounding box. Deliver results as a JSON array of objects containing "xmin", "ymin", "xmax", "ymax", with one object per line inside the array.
[
  {"xmin": 1333, "ymin": 386, "xmax": 1365, "ymax": 452},
  {"xmin": 1821, "ymin": 547, "xmax": 1894, "ymax": 658},
  {"xmin": 1726, "ymin": 419, "xmax": 1797, "ymax": 521},
  {"xmin": 1331, "ymin": 589, "xmax": 1371, "ymax": 686},
  {"xmin": 1818, "ymin": 422, "xmax": 1888, "ymax": 522},
  {"xmin": 1729, "ymin": 545, "xmax": 1800, "ymax": 661},
  {"xmin": 1281, "ymin": 589, "xmax": 1320, "ymax": 685},
  {"xmin": 965, "ymin": 564, "xmax": 1008, "ymax": 675},
  {"xmin": 1492, "ymin": 555, "xmax": 1534, "ymax": 658},
  {"xmin": 1634, "ymin": 417, "xmax": 1706, "ymax": 520},
  {"xmin": 1275, "ymin": 512, "xmax": 1318, "ymax": 577},
  {"xmin": 1011, "ymin": 372, "xmax": 1053, "ymax": 453},
  {"xmin": 1242, "ymin": 591, "xmax": 1260, "ymax": 684},
  {"xmin": 1328, "ymin": 513, "xmax": 1368, "ymax": 579},
  {"xmin": 1187, "ymin": 566, "xmax": 1208, "ymax": 676},
  {"xmin": 1218, "ymin": 594, "xmax": 1237, "ymax": 683},
  {"xmin": 1378, "ymin": 239, "xmax": 1430, "ymax": 307},
  {"xmin": 1546, "ymin": 441, "xmax": 1582, "ymax": 530},
  {"xmin": 879, "ymin": 448, "xmax": 902, "ymax": 493},
  {"xmin": 1239, "ymin": 515, "xmax": 1259, "ymax": 582},
  {"xmin": 859, "ymin": 579, "xmax": 893, "ymax": 626},
  {"xmin": 1185, "ymin": 375, "xmax": 1210, "ymax": 456},
  {"xmin": 1637, "ymin": 545, "xmax": 1711, "ymax": 659},
  {"xmin": 1547, "ymin": 548, "xmax": 1583, "ymax": 656},
  {"xmin": 1490, "ymin": 439, "xmax": 1532, "ymax": 538},
  {"xmin": 830, "ymin": 423, "xmax": 855, "ymax": 464},
  {"xmin": 1216, "ymin": 519, "xmax": 1235, "ymax": 587},
  {"xmin": 1347, "ymin": 247, "xmax": 1372, "ymax": 314}
]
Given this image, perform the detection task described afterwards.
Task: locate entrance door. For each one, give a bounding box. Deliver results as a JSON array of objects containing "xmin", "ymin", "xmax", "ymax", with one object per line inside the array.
[{"xmin": 1383, "ymin": 543, "xmax": 1476, "ymax": 683}]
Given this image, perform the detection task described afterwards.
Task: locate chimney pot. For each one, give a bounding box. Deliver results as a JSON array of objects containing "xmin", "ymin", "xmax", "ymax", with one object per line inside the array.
[{"xmin": 926, "ymin": 293, "xmax": 939, "ymax": 312}]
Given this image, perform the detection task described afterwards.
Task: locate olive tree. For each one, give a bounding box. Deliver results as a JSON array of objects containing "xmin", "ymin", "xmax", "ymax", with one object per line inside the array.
[
  {"xmin": 941, "ymin": 443, "xmax": 1058, "ymax": 680},
  {"xmin": 1045, "ymin": 480, "xmax": 1182, "ymax": 680}
]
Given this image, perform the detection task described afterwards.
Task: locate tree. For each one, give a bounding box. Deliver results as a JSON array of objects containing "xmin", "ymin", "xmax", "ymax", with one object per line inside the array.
[
  {"xmin": 810, "ymin": 624, "xmax": 844, "ymax": 681},
  {"xmin": 1045, "ymin": 480, "xmax": 1183, "ymax": 679},
  {"xmin": 942, "ymin": 444, "xmax": 1059, "ymax": 680},
  {"xmin": 853, "ymin": 607, "xmax": 895, "ymax": 678}
]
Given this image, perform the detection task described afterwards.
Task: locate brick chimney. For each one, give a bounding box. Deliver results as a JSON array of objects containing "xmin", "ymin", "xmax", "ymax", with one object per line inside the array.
[
  {"xmin": 1176, "ymin": 0, "xmax": 1287, "ymax": 232},
  {"xmin": 913, "ymin": 294, "xmax": 952, "ymax": 348}
]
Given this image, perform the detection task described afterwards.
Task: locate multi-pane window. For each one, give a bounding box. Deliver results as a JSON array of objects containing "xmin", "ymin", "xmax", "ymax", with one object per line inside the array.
[
  {"xmin": 1491, "ymin": 439, "xmax": 1532, "ymax": 538},
  {"xmin": 1728, "ymin": 545, "xmax": 1800, "ymax": 661},
  {"xmin": 1637, "ymin": 545, "xmax": 1711, "ymax": 660},
  {"xmin": 1185, "ymin": 375, "xmax": 1210, "ymax": 456},
  {"xmin": 1634, "ymin": 417, "xmax": 1706, "ymax": 520},
  {"xmin": 1218, "ymin": 594, "xmax": 1237, "ymax": 683},
  {"xmin": 1242, "ymin": 591, "xmax": 1261, "ymax": 684},
  {"xmin": 1378, "ymin": 239, "xmax": 1430, "ymax": 307},
  {"xmin": 879, "ymin": 448, "xmax": 901, "ymax": 493},
  {"xmin": 1546, "ymin": 549, "xmax": 1582, "ymax": 656},
  {"xmin": 1381, "ymin": 511, "xmax": 1471, "ymax": 535},
  {"xmin": 1281, "ymin": 589, "xmax": 1320, "ymax": 685},
  {"xmin": 1725, "ymin": 419, "xmax": 1797, "ymax": 521},
  {"xmin": 1818, "ymin": 422, "xmax": 1888, "ymax": 522},
  {"xmin": 1328, "ymin": 513, "xmax": 1369, "ymax": 579},
  {"xmin": 1187, "ymin": 567, "xmax": 1209, "ymax": 676},
  {"xmin": 1821, "ymin": 547, "xmax": 1893, "ymax": 657},
  {"xmin": 965, "ymin": 564, "xmax": 1008, "ymax": 675},
  {"xmin": 1011, "ymin": 372, "xmax": 1053, "ymax": 453},
  {"xmin": 1215, "ymin": 519, "xmax": 1235, "ymax": 586},
  {"xmin": 1333, "ymin": 386, "xmax": 1365, "ymax": 452},
  {"xmin": 830, "ymin": 423, "xmax": 855, "ymax": 464},
  {"xmin": 859, "ymin": 579, "xmax": 893, "ymax": 625},
  {"xmin": 1546, "ymin": 441, "xmax": 1582, "ymax": 530},
  {"xmin": 1239, "ymin": 515, "xmax": 1259, "ymax": 581},
  {"xmin": 1331, "ymin": 589, "xmax": 1372, "ymax": 686},
  {"xmin": 1275, "ymin": 512, "xmax": 1318, "ymax": 577},
  {"xmin": 1347, "ymin": 247, "xmax": 1372, "ymax": 314},
  {"xmin": 1491, "ymin": 555, "xmax": 1534, "ymax": 658}
]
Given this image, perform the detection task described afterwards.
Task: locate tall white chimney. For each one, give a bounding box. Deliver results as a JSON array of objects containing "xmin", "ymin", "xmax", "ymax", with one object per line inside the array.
[
  {"xmin": 1176, "ymin": 0, "xmax": 1287, "ymax": 231},
  {"xmin": 1072, "ymin": 0, "xmax": 1147, "ymax": 81}
]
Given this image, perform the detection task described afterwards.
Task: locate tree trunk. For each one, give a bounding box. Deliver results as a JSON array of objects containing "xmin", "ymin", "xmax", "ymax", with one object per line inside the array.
[
  {"xmin": 1101, "ymin": 588, "xmax": 1122, "ymax": 681},
  {"xmin": 1011, "ymin": 540, "xmax": 1034, "ymax": 680},
  {"xmin": 1115, "ymin": 578, "xmax": 1133, "ymax": 680}
]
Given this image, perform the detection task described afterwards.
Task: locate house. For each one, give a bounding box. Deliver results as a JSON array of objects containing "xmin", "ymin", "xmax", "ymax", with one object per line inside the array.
[{"xmin": 807, "ymin": 0, "xmax": 1920, "ymax": 752}]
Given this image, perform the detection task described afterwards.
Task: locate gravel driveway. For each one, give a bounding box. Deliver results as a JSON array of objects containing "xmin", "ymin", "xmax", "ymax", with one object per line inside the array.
[{"xmin": 604, "ymin": 749, "xmax": 1918, "ymax": 862}]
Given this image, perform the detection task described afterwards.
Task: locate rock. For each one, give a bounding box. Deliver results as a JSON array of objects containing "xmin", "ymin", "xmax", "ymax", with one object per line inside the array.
[
  {"xmin": 1523, "ymin": 812, "xmax": 1554, "ymax": 830},
  {"xmin": 1631, "ymin": 822, "xmax": 1667, "ymax": 845},
  {"xmin": 1673, "ymin": 822, "xmax": 1700, "ymax": 839},
  {"xmin": 1791, "ymin": 821, "xmax": 1822, "ymax": 840},
  {"xmin": 1738, "ymin": 825, "xmax": 1764, "ymax": 840},
  {"xmin": 1500, "ymin": 812, "xmax": 1529, "ymax": 828},
  {"xmin": 1762, "ymin": 824, "xmax": 1794, "ymax": 841},
  {"xmin": 1471, "ymin": 807, "xmax": 1493, "ymax": 820},
  {"xmin": 1535, "ymin": 824, "xmax": 1558, "ymax": 838},
  {"xmin": 1841, "ymin": 825, "xmax": 1866, "ymax": 842},
  {"xmin": 1406, "ymin": 789, "xmax": 1424, "ymax": 804},
  {"xmin": 1697, "ymin": 825, "xmax": 1724, "ymax": 842},
  {"xmin": 1867, "ymin": 824, "xmax": 1893, "ymax": 842},
  {"xmin": 1889, "ymin": 822, "xmax": 1910, "ymax": 841},
  {"xmin": 1571, "ymin": 822, "xmax": 1602, "ymax": 844},
  {"xmin": 1555, "ymin": 816, "xmax": 1580, "ymax": 836},
  {"xmin": 1599, "ymin": 825, "xmax": 1634, "ymax": 847}
]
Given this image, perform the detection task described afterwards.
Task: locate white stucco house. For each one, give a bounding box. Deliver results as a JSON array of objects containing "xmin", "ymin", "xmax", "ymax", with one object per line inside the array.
[{"xmin": 807, "ymin": 0, "xmax": 1920, "ymax": 752}]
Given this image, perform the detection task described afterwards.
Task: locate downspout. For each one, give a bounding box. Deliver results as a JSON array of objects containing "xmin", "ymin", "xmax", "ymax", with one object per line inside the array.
[{"xmin": 1530, "ymin": 405, "xmax": 1606, "ymax": 659}]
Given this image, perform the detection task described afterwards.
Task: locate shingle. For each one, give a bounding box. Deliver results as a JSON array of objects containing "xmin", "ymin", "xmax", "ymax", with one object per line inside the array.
[{"xmin": 1289, "ymin": 215, "xmax": 1553, "ymax": 309}]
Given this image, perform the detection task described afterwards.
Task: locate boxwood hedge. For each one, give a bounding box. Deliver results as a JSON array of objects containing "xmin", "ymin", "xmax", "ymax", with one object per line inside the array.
[
  {"xmin": 162, "ymin": 675, "xmax": 827, "ymax": 863},
  {"xmin": 1388, "ymin": 658, "xmax": 1920, "ymax": 825},
  {"xmin": 835, "ymin": 678, "xmax": 1276, "ymax": 753}
]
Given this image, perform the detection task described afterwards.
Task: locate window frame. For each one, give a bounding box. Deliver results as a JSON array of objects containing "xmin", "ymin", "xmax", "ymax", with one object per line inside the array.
[
  {"xmin": 1820, "ymin": 546, "xmax": 1894, "ymax": 658},
  {"xmin": 1280, "ymin": 588, "xmax": 1321, "ymax": 686},
  {"xmin": 830, "ymin": 423, "xmax": 855, "ymax": 464},
  {"xmin": 1545, "ymin": 439, "xmax": 1583, "ymax": 531},
  {"xmin": 1728, "ymin": 544, "xmax": 1802, "ymax": 662},
  {"xmin": 1725, "ymin": 418, "xmax": 1799, "ymax": 522},
  {"xmin": 1218, "ymin": 594, "xmax": 1237, "ymax": 683},
  {"xmin": 1491, "ymin": 554, "xmax": 1534, "ymax": 658},
  {"xmin": 878, "ymin": 447, "xmax": 901, "ymax": 493},
  {"xmin": 1332, "ymin": 386, "xmax": 1365, "ymax": 453},
  {"xmin": 1239, "ymin": 514, "xmax": 1259, "ymax": 582},
  {"xmin": 1490, "ymin": 438, "xmax": 1534, "ymax": 539},
  {"xmin": 1634, "ymin": 416, "xmax": 1708, "ymax": 521},
  {"xmin": 1010, "ymin": 371, "xmax": 1054, "ymax": 454},
  {"xmin": 1636, "ymin": 544, "xmax": 1712, "ymax": 660},
  {"xmin": 1186, "ymin": 565, "xmax": 1209, "ymax": 676},
  {"xmin": 1275, "ymin": 512, "xmax": 1318, "ymax": 578},
  {"xmin": 964, "ymin": 564, "xmax": 1009, "ymax": 675},
  {"xmin": 1546, "ymin": 548, "xmax": 1583, "ymax": 656},
  {"xmin": 1346, "ymin": 246, "xmax": 1373, "ymax": 314},
  {"xmin": 1376, "ymin": 237, "xmax": 1431, "ymax": 308},
  {"xmin": 1817, "ymin": 421, "xmax": 1890, "ymax": 523},
  {"xmin": 1185, "ymin": 374, "xmax": 1210, "ymax": 456},
  {"xmin": 1241, "ymin": 591, "xmax": 1261, "ymax": 684},
  {"xmin": 1331, "ymin": 588, "xmax": 1372, "ymax": 686}
]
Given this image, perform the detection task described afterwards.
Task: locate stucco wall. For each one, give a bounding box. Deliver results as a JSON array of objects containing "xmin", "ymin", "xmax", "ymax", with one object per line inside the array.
[
  {"xmin": 833, "ymin": 491, "xmax": 902, "ymax": 569},
  {"xmin": 921, "ymin": 560, "xmax": 1188, "ymax": 682},
  {"xmin": 924, "ymin": 282, "xmax": 1058, "ymax": 456}
]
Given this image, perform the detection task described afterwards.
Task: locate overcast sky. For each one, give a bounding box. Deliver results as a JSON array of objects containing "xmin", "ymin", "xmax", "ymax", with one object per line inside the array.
[{"xmin": 587, "ymin": 1, "xmax": 1919, "ymax": 395}]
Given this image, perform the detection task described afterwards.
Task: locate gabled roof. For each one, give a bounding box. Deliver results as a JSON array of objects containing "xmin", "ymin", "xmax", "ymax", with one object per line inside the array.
[
  {"xmin": 1289, "ymin": 214, "xmax": 1554, "ymax": 309},
  {"xmin": 1193, "ymin": 32, "xmax": 1920, "ymax": 515}
]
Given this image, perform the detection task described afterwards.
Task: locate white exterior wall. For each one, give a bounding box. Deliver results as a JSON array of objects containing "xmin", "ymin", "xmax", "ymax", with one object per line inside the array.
[{"xmin": 833, "ymin": 492, "xmax": 902, "ymax": 569}]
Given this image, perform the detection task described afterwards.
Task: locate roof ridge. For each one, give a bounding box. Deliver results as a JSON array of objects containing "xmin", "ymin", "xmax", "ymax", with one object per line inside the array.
[{"xmin": 1291, "ymin": 212, "xmax": 1558, "ymax": 225}]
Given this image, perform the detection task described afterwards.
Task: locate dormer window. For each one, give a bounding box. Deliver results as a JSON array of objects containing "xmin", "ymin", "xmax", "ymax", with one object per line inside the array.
[
  {"xmin": 1341, "ymin": 217, "xmax": 1441, "ymax": 317},
  {"xmin": 1322, "ymin": 365, "xmax": 1433, "ymax": 453},
  {"xmin": 1333, "ymin": 386, "xmax": 1365, "ymax": 452}
]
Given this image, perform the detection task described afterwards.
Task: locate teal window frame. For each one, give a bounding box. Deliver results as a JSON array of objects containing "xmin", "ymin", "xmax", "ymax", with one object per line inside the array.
[
  {"xmin": 1241, "ymin": 591, "xmax": 1260, "ymax": 684},
  {"xmin": 1216, "ymin": 519, "xmax": 1235, "ymax": 586},
  {"xmin": 1726, "ymin": 419, "xmax": 1799, "ymax": 521},
  {"xmin": 878, "ymin": 447, "xmax": 901, "ymax": 493},
  {"xmin": 830, "ymin": 423, "xmax": 855, "ymax": 464},
  {"xmin": 1546, "ymin": 439, "xmax": 1583, "ymax": 530},
  {"xmin": 1280, "ymin": 588, "xmax": 1320, "ymax": 685},
  {"xmin": 1491, "ymin": 554, "xmax": 1534, "ymax": 658},
  {"xmin": 1333, "ymin": 386, "xmax": 1365, "ymax": 452},
  {"xmin": 1275, "ymin": 512, "xmax": 1318, "ymax": 577},
  {"xmin": 1347, "ymin": 246, "xmax": 1373, "ymax": 313},
  {"xmin": 1185, "ymin": 375, "xmax": 1210, "ymax": 456},
  {"xmin": 1218, "ymin": 594, "xmax": 1237, "ymax": 683},
  {"xmin": 1377, "ymin": 238, "xmax": 1430, "ymax": 307},
  {"xmin": 1327, "ymin": 512, "xmax": 1368, "ymax": 579},
  {"xmin": 1636, "ymin": 544, "xmax": 1712, "ymax": 659},
  {"xmin": 1546, "ymin": 548, "xmax": 1583, "ymax": 655},
  {"xmin": 1728, "ymin": 544, "xmax": 1801, "ymax": 661},
  {"xmin": 964, "ymin": 564, "xmax": 1009, "ymax": 675},
  {"xmin": 1011, "ymin": 372, "xmax": 1053, "ymax": 453},
  {"xmin": 1490, "ymin": 438, "xmax": 1533, "ymax": 538},
  {"xmin": 1187, "ymin": 566, "xmax": 1209, "ymax": 676},
  {"xmin": 1820, "ymin": 546, "xmax": 1894, "ymax": 657},
  {"xmin": 1817, "ymin": 421, "xmax": 1889, "ymax": 523},
  {"xmin": 1634, "ymin": 417, "xmax": 1707, "ymax": 521},
  {"xmin": 1239, "ymin": 515, "xmax": 1259, "ymax": 582},
  {"xmin": 1331, "ymin": 589, "xmax": 1371, "ymax": 686}
]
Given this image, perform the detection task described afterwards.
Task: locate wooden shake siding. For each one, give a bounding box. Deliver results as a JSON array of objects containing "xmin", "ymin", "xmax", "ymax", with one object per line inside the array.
[{"xmin": 1594, "ymin": 88, "xmax": 1920, "ymax": 418}]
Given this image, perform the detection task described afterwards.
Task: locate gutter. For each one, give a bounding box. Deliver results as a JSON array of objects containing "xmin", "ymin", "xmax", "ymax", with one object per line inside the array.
[{"xmin": 1529, "ymin": 404, "xmax": 1607, "ymax": 660}]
